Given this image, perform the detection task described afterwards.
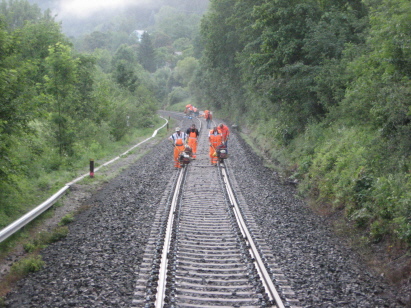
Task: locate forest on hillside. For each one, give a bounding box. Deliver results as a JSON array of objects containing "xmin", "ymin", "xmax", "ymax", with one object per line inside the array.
[
  {"xmin": 27, "ymin": 0, "xmax": 209, "ymax": 37},
  {"xmin": 195, "ymin": 0, "xmax": 411, "ymax": 248},
  {"xmin": 0, "ymin": 0, "xmax": 208, "ymax": 234}
]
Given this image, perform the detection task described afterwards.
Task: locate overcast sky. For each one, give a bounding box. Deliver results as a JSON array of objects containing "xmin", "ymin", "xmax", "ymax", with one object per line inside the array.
[{"xmin": 58, "ymin": 0, "xmax": 155, "ymax": 18}]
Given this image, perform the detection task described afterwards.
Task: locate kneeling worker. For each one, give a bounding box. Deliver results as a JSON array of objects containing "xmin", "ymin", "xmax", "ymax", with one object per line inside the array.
[
  {"xmin": 208, "ymin": 126, "xmax": 223, "ymax": 165},
  {"xmin": 169, "ymin": 127, "xmax": 187, "ymax": 168},
  {"xmin": 218, "ymin": 123, "xmax": 230, "ymax": 145}
]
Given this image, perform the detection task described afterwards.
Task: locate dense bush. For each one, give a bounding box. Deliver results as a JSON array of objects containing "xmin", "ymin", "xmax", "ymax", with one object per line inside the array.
[
  {"xmin": 167, "ymin": 87, "xmax": 190, "ymax": 105},
  {"xmin": 0, "ymin": 0, "xmax": 205, "ymax": 234},
  {"xmin": 196, "ymin": 0, "xmax": 411, "ymax": 247},
  {"xmin": 0, "ymin": 0, "xmax": 161, "ymax": 230}
]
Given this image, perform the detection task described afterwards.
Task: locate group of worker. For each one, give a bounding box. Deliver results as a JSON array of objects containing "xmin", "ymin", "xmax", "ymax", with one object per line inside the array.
[
  {"xmin": 168, "ymin": 124, "xmax": 199, "ymax": 169},
  {"xmin": 168, "ymin": 122, "xmax": 230, "ymax": 168},
  {"xmin": 184, "ymin": 104, "xmax": 199, "ymax": 118}
]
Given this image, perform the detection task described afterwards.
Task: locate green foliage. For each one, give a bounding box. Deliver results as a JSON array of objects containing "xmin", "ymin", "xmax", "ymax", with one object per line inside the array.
[
  {"xmin": 153, "ymin": 67, "xmax": 173, "ymax": 105},
  {"xmin": 167, "ymin": 87, "xmax": 190, "ymax": 106},
  {"xmin": 194, "ymin": 0, "xmax": 251, "ymax": 115},
  {"xmin": 23, "ymin": 226, "xmax": 69, "ymax": 253},
  {"xmin": 166, "ymin": 101, "xmax": 190, "ymax": 113},
  {"xmin": 0, "ymin": 14, "xmax": 51, "ymax": 184},
  {"xmin": 44, "ymin": 42, "xmax": 79, "ymax": 156},
  {"xmin": 302, "ymin": 126, "xmax": 372, "ymax": 206},
  {"xmin": 112, "ymin": 59, "xmax": 140, "ymax": 92},
  {"xmin": 196, "ymin": 0, "xmax": 411, "ymax": 248},
  {"xmin": 80, "ymin": 31, "xmax": 110, "ymax": 52},
  {"xmin": 0, "ymin": 0, "xmax": 166, "ymax": 233},
  {"xmin": 47, "ymin": 226, "xmax": 69, "ymax": 242},
  {"xmin": 23, "ymin": 242, "xmax": 36, "ymax": 253},
  {"xmin": 10, "ymin": 255, "xmax": 44, "ymax": 276},
  {"xmin": 59, "ymin": 213, "xmax": 74, "ymax": 226},
  {"xmin": 287, "ymin": 120, "xmax": 411, "ymax": 244},
  {"xmin": 0, "ymin": 0, "xmax": 42, "ymax": 30},
  {"xmin": 16, "ymin": 18, "xmax": 68, "ymax": 62},
  {"xmin": 138, "ymin": 32, "xmax": 156, "ymax": 72},
  {"xmin": 174, "ymin": 57, "xmax": 199, "ymax": 87},
  {"xmin": 112, "ymin": 44, "xmax": 144, "ymax": 92},
  {"xmin": 93, "ymin": 48, "xmax": 112, "ymax": 73},
  {"xmin": 154, "ymin": 6, "xmax": 202, "ymax": 41}
]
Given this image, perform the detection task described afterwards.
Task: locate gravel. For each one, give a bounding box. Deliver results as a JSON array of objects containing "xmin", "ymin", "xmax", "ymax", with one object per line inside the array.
[
  {"xmin": 5, "ymin": 136, "xmax": 175, "ymax": 307},
  {"xmin": 228, "ymin": 131, "xmax": 408, "ymax": 308},
  {"xmin": 5, "ymin": 113, "xmax": 408, "ymax": 307}
]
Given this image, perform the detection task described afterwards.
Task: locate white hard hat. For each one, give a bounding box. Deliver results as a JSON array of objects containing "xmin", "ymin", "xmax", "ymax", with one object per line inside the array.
[{"xmin": 175, "ymin": 127, "xmax": 180, "ymax": 131}]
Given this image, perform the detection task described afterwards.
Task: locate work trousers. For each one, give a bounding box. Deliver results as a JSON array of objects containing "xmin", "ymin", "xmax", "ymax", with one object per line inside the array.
[
  {"xmin": 173, "ymin": 144, "xmax": 185, "ymax": 168},
  {"xmin": 188, "ymin": 137, "xmax": 197, "ymax": 158}
]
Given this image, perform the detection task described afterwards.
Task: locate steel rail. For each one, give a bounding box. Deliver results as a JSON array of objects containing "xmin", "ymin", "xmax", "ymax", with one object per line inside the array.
[
  {"xmin": 0, "ymin": 116, "xmax": 169, "ymax": 244},
  {"xmin": 153, "ymin": 152, "xmax": 284, "ymax": 307},
  {"xmin": 220, "ymin": 166, "xmax": 286, "ymax": 308},
  {"xmin": 154, "ymin": 115, "xmax": 202, "ymax": 307},
  {"xmin": 155, "ymin": 167, "xmax": 186, "ymax": 308}
]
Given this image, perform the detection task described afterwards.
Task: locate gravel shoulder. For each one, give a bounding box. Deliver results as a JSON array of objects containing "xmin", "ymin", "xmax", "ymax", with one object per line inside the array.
[{"xmin": 228, "ymin": 131, "xmax": 410, "ymax": 307}]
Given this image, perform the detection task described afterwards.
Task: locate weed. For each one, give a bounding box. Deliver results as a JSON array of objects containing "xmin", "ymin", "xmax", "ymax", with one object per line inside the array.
[
  {"xmin": 23, "ymin": 242, "xmax": 37, "ymax": 253},
  {"xmin": 370, "ymin": 220, "xmax": 388, "ymax": 243},
  {"xmin": 48, "ymin": 226, "xmax": 69, "ymax": 242},
  {"xmin": 59, "ymin": 213, "xmax": 74, "ymax": 226},
  {"xmin": 22, "ymin": 226, "xmax": 69, "ymax": 253},
  {"xmin": 10, "ymin": 255, "xmax": 44, "ymax": 277}
]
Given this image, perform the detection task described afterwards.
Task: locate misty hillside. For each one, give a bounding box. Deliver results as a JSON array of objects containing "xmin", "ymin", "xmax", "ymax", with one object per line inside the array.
[{"xmin": 27, "ymin": 0, "xmax": 209, "ymax": 37}]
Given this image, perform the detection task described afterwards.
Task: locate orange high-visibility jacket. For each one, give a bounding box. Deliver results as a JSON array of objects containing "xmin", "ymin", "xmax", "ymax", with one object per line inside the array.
[
  {"xmin": 219, "ymin": 124, "xmax": 230, "ymax": 142},
  {"xmin": 204, "ymin": 110, "xmax": 212, "ymax": 120},
  {"xmin": 209, "ymin": 129, "xmax": 222, "ymax": 147}
]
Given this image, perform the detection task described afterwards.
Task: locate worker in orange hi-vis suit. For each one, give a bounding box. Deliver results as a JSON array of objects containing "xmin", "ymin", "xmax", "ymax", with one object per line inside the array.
[
  {"xmin": 205, "ymin": 110, "xmax": 213, "ymax": 129},
  {"xmin": 185, "ymin": 104, "xmax": 192, "ymax": 114},
  {"xmin": 186, "ymin": 124, "xmax": 199, "ymax": 159},
  {"xmin": 185, "ymin": 104, "xmax": 194, "ymax": 118},
  {"xmin": 169, "ymin": 127, "xmax": 187, "ymax": 168},
  {"xmin": 208, "ymin": 126, "xmax": 223, "ymax": 165},
  {"xmin": 218, "ymin": 123, "xmax": 230, "ymax": 143}
]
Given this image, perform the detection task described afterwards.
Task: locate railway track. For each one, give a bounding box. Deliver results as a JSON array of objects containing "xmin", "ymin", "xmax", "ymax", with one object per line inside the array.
[{"xmin": 132, "ymin": 116, "xmax": 300, "ymax": 308}]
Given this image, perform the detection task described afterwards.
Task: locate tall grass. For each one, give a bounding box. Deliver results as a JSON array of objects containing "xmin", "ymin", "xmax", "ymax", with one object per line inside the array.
[
  {"xmin": 246, "ymin": 117, "xmax": 411, "ymax": 247},
  {"xmin": 0, "ymin": 116, "xmax": 167, "ymax": 250}
]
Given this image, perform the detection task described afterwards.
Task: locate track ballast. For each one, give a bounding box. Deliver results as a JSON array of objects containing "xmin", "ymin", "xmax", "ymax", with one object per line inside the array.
[{"xmin": 132, "ymin": 116, "xmax": 299, "ymax": 308}]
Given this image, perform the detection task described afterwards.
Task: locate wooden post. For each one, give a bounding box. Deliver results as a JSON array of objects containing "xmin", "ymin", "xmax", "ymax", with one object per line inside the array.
[{"xmin": 90, "ymin": 159, "xmax": 94, "ymax": 178}]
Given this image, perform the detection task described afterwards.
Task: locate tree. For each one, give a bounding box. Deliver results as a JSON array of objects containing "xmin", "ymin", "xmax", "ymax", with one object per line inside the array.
[
  {"xmin": 175, "ymin": 56, "xmax": 199, "ymax": 87},
  {"xmin": 112, "ymin": 44, "xmax": 140, "ymax": 92},
  {"xmin": 0, "ymin": 0, "xmax": 42, "ymax": 30},
  {"xmin": 0, "ymin": 20, "xmax": 39, "ymax": 183},
  {"xmin": 138, "ymin": 31, "xmax": 156, "ymax": 72},
  {"xmin": 196, "ymin": 0, "xmax": 260, "ymax": 117},
  {"xmin": 44, "ymin": 42, "xmax": 79, "ymax": 156},
  {"xmin": 151, "ymin": 31, "xmax": 172, "ymax": 48},
  {"xmin": 82, "ymin": 31, "xmax": 110, "ymax": 52},
  {"xmin": 154, "ymin": 6, "xmax": 201, "ymax": 41},
  {"xmin": 153, "ymin": 67, "xmax": 172, "ymax": 104},
  {"xmin": 17, "ymin": 18, "xmax": 67, "ymax": 60}
]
